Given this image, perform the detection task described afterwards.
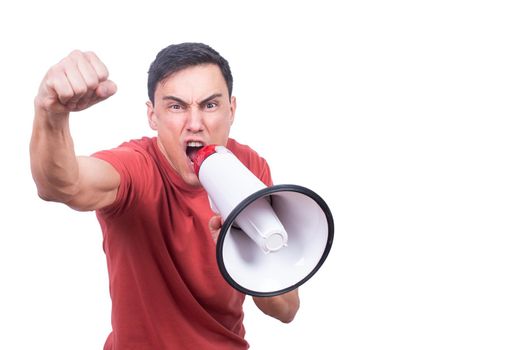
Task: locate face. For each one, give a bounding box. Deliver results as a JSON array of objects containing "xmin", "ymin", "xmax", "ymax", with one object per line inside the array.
[{"xmin": 147, "ymin": 64, "xmax": 236, "ymax": 187}]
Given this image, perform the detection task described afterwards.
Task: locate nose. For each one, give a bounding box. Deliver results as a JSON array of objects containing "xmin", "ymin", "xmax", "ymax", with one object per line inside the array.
[{"xmin": 186, "ymin": 108, "xmax": 204, "ymax": 133}]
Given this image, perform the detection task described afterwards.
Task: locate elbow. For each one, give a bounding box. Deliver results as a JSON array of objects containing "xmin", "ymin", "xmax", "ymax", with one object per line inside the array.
[
  {"xmin": 34, "ymin": 182, "xmax": 77, "ymax": 205},
  {"xmin": 36, "ymin": 189, "xmax": 55, "ymax": 202},
  {"xmin": 279, "ymin": 314, "xmax": 296, "ymax": 324},
  {"xmin": 36, "ymin": 188, "xmax": 69, "ymax": 204},
  {"xmin": 253, "ymin": 291, "xmax": 300, "ymax": 324},
  {"xmin": 279, "ymin": 299, "xmax": 300, "ymax": 324},
  {"xmin": 281, "ymin": 289, "xmax": 300, "ymax": 323},
  {"xmin": 35, "ymin": 184, "xmax": 60, "ymax": 202},
  {"xmin": 35, "ymin": 187, "xmax": 90, "ymax": 212}
]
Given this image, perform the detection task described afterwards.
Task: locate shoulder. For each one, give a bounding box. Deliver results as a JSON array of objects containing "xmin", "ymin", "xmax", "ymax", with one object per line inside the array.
[
  {"xmin": 91, "ymin": 137, "xmax": 160, "ymax": 193},
  {"xmin": 227, "ymin": 138, "xmax": 273, "ymax": 186},
  {"xmin": 92, "ymin": 137, "xmax": 156, "ymax": 170},
  {"xmin": 93, "ymin": 137, "xmax": 159, "ymax": 216},
  {"xmin": 98, "ymin": 136, "xmax": 155, "ymax": 157},
  {"xmin": 227, "ymin": 138, "xmax": 264, "ymax": 164}
]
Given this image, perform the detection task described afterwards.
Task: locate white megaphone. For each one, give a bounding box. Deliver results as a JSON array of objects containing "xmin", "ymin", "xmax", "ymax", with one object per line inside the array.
[{"xmin": 193, "ymin": 145, "xmax": 334, "ymax": 297}]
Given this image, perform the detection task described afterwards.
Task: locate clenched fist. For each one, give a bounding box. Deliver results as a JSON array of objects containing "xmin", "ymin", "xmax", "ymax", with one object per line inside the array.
[{"xmin": 35, "ymin": 50, "xmax": 117, "ymax": 116}]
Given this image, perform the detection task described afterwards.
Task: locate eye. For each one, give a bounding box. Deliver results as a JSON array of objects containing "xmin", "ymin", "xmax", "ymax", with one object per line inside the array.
[
  {"xmin": 168, "ymin": 103, "xmax": 186, "ymax": 112},
  {"xmin": 206, "ymin": 102, "xmax": 218, "ymax": 109}
]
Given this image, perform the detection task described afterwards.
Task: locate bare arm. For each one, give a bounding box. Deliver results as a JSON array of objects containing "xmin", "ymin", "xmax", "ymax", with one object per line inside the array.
[
  {"xmin": 30, "ymin": 50, "xmax": 119, "ymax": 211},
  {"xmin": 208, "ymin": 215, "xmax": 300, "ymax": 323}
]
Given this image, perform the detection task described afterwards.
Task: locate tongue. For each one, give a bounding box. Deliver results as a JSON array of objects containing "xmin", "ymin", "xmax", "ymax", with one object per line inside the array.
[{"xmin": 187, "ymin": 147, "xmax": 201, "ymax": 163}]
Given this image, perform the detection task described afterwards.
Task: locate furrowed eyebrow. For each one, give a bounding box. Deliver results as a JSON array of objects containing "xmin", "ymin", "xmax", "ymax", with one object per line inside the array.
[
  {"xmin": 161, "ymin": 94, "xmax": 223, "ymax": 107},
  {"xmin": 198, "ymin": 93, "xmax": 223, "ymax": 106},
  {"xmin": 162, "ymin": 96, "xmax": 189, "ymax": 106}
]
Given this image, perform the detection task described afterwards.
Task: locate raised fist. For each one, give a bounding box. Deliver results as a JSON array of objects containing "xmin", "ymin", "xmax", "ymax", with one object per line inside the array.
[{"xmin": 35, "ymin": 50, "xmax": 117, "ymax": 116}]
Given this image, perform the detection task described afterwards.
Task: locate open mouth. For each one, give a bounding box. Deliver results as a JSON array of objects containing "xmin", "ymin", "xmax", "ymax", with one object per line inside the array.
[{"xmin": 186, "ymin": 141, "xmax": 205, "ymax": 164}]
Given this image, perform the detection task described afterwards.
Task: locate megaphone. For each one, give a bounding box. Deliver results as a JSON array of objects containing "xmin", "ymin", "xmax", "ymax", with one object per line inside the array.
[{"xmin": 193, "ymin": 145, "xmax": 334, "ymax": 297}]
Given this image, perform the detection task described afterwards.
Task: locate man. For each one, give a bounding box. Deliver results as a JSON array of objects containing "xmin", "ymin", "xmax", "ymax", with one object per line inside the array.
[{"xmin": 30, "ymin": 43, "xmax": 299, "ymax": 349}]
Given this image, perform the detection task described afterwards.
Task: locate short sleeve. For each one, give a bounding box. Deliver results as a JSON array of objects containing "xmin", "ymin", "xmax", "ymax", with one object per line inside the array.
[
  {"xmin": 257, "ymin": 157, "xmax": 273, "ymax": 187},
  {"xmin": 92, "ymin": 144, "xmax": 154, "ymax": 217}
]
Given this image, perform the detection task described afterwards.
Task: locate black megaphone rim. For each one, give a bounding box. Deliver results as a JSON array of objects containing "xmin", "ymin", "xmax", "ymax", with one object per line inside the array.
[{"xmin": 216, "ymin": 184, "xmax": 335, "ymax": 297}]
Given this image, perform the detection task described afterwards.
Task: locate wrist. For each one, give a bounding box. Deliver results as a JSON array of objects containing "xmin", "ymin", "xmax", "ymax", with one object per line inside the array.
[{"xmin": 34, "ymin": 98, "xmax": 70, "ymax": 130}]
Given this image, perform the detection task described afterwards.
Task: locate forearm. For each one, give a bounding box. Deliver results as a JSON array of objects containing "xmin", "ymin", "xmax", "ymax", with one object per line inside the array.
[
  {"xmin": 252, "ymin": 289, "xmax": 300, "ymax": 323},
  {"xmin": 30, "ymin": 107, "xmax": 80, "ymax": 203}
]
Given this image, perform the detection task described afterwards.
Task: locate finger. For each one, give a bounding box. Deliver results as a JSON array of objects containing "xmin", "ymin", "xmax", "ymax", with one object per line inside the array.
[
  {"xmin": 211, "ymin": 230, "xmax": 219, "ymax": 244},
  {"xmin": 208, "ymin": 215, "xmax": 222, "ymax": 231},
  {"xmin": 67, "ymin": 50, "xmax": 105, "ymax": 108},
  {"xmin": 71, "ymin": 91, "xmax": 95, "ymax": 111},
  {"xmin": 46, "ymin": 67, "xmax": 75, "ymax": 106},
  {"xmin": 76, "ymin": 52, "xmax": 102, "ymax": 90},
  {"xmin": 62, "ymin": 56, "xmax": 89, "ymax": 103},
  {"xmin": 95, "ymin": 80, "xmax": 117, "ymax": 99},
  {"xmin": 84, "ymin": 51, "xmax": 109, "ymax": 81},
  {"xmin": 68, "ymin": 79, "xmax": 117, "ymax": 111},
  {"xmin": 74, "ymin": 52, "xmax": 99, "ymax": 108}
]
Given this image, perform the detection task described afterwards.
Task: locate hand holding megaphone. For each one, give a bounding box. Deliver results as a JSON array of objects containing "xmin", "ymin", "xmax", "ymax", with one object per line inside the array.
[{"xmin": 208, "ymin": 214, "xmax": 222, "ymax": 243}]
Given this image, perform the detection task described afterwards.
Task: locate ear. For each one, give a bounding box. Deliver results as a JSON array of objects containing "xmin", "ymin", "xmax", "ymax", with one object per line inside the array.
[
  {"xmin": 229, "ymin": 96, "xmax": 237, "ymax": 126},
  {"xmin": 146, "ymin": 101, "xmax": 158, "ymax": 130}
]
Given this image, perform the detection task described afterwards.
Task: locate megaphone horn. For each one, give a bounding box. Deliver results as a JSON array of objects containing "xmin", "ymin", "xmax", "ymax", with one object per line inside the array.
[{"xmin": 193, "ymin": 145, "xmax": 334, "ymax": 297}]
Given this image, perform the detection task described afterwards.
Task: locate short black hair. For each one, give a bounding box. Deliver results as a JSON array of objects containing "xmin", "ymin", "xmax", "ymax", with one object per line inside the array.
[{"xmin": 147, "ymin": 42, "xmax": 233, "ymax": 104}]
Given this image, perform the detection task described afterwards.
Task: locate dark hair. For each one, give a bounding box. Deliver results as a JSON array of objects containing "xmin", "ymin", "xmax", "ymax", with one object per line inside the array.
[{"xmin": 147, "ymin": 42, "xmax": 233, "ymax": 104}]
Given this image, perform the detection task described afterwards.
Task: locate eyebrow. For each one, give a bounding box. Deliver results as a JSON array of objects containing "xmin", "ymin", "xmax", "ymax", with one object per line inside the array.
[
  {"xmin": 199, "ymin": 93, "xmax": 222, "ymax": 106},
  {"xmin": 162, "ymin": 95, "xmax": 188, "ymax": 106},
  {"xmin": 162, "ymin": 93, "xmax": 223, "ymax": 106}
]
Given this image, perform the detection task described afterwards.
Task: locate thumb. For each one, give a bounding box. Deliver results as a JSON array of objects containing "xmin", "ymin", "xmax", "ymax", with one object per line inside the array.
[{"xmin": 95, "ymin": 80, "xmax": 118, "ymax": 100}]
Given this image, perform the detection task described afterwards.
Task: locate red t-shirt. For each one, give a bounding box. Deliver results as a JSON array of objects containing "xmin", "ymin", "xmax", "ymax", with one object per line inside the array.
[{"xmin": 93, "ymin": 137, "xmax": 272, "ymax": 350}]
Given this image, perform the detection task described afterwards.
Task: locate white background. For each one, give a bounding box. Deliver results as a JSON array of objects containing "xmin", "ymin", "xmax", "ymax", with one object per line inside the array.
[{"xmin": 1, "ymin": 0, "xmax": 523, "ymax": 349}]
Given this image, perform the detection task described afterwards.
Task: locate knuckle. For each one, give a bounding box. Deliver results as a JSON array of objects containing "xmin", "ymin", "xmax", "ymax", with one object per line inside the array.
[
  {"xmin": 43, "ymin": 77, "xmax": 54, "ymax": 91},
  {"xmin": 85, "ymin": 78, "xmax": 99, "ymax": 90},
  {"xmin": 86, "ymin": 51, "xmax": 109, "ymax": 79},
  {"xmin": 74, "ymin": 85, "xmax": 88, "ymax": 96},
  {"xmin": 69, "ymin": 49, "xmax": 83, "ymax": 58},
  {"xmin": 84, "ymin": 50, "xmax": 97, "ymax": 58},
  {"xmin": 58, "ymin": 55, "xmax": 73, "ymax": 69},
  {"xmin": 60, "ymin": 90, "xmax": 75, "ymax": 102},
  {"xmin": 97, "ymin": 68, "xmax": 109, "ymax": 81},
  {"xmin": 48, "ymin": 64, "xmax": 63, "ymax": 77}
]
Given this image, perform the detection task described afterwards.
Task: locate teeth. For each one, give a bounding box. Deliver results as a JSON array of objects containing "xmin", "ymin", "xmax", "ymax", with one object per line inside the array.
[{"xmin": 187, "ymin": 141, "xmax": 204, "ymax": 147}]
